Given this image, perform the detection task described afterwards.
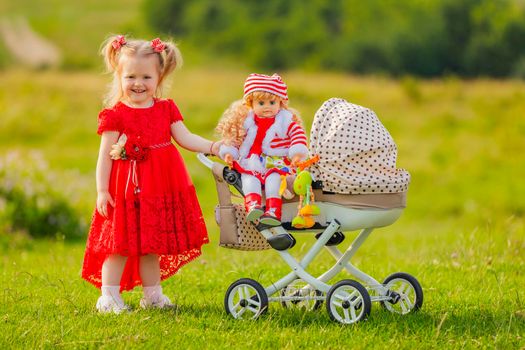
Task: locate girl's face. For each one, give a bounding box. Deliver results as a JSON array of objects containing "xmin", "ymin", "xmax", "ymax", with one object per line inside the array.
[
  {"xmin": 119, "ymin": 55, "xmax": 160, "ymax": 108},
  {"xmin": 252, "ymin": 96, "xmax": 280, "ymax": 118}
]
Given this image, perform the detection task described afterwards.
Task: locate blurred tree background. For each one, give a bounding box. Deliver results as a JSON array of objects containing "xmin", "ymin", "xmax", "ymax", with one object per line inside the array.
[{"xmin": 144, "ymin": 0, "xmax": 525, "ymax": 78}]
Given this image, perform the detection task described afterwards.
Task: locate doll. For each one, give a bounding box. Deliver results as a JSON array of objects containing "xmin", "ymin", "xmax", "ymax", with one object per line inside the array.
[{"xmin": 216, "ymin": 73, "xmax": 308, "ymax": 226}]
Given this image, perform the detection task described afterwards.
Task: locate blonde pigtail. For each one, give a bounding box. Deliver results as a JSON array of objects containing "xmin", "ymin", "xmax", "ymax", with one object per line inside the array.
[
  {"xmin": 152, "ymin": 39, "xmax": 182, "ymax": 98},
  {"xmin": 100, "ymin": 35, "xmax": 125, "ymax": 73},
  {"xmin": 100, "ymin": 35, "xmax": 125, "ymax": 107},
  {"xmin": 160, "ymin": 40, "xmax": 183, "ymax": 79}
]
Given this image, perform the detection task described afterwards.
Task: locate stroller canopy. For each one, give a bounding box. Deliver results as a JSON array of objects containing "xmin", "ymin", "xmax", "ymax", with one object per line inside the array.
[{"xmin": 309, "ymin": 98, "xmax": 410, "ymax": 195}]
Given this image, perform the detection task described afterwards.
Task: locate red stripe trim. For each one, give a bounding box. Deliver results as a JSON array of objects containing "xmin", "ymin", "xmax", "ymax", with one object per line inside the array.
[
  {"xmin": 290, "ymin": 141, "xmax": 307, "ymax": 146},
  {"xmin": 271, "ymin": 141, "xmax": 291, "ymax": 148},
  {"xmin": 244, "ymin": 86, "xmax": 287, "ymax": 96},
  {"xmin": 287, "ymin": 123, "xmax": 302, "ymax": 132},
  {"xmin": 289, "ymin": 130, "xmax": 306, "ymax": 139},
  {"xmin": 290, "ymin": 136, "xmax": 307, "ymax": 143},
  {"xmin": 244, "ymin": 79, "xmax": 286, "ymax": 88},
  {"xmin": 244, "ymin": 84, "xmax": 287, "ymax": 94}
]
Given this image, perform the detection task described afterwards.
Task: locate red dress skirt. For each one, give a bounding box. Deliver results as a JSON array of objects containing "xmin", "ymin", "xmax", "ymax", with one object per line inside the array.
[{"xmin": 82, "ymin": 99, "xmax": 209, "ymax": 291}]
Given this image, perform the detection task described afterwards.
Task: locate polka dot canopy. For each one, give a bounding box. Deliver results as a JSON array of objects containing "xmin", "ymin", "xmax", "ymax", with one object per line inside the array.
[{"xmin": 309, "ymin": 98, "xmax": 410, "ymax": 195}]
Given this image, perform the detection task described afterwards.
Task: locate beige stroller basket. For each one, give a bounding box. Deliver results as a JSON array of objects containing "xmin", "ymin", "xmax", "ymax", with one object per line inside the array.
[{"xmin": 199, "ymin": 98, "xmax": 422, "ymax": 324}]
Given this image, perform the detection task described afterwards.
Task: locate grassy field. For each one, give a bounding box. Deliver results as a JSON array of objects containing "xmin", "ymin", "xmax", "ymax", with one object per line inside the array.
[
  {"xmin": 1, "ymin": 1, "xmax": 525, "ymax": 348},
  {"xmin": 1, "ymin": 67, "xmax": 524, "ymax": 349}
]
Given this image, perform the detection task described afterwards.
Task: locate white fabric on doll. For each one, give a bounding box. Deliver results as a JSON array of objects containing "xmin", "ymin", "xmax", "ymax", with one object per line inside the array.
[
  {"xmin": 140, "ymin": 285, "xmax": 173, "ymax": 309},
  {"xmin": 96, "ymin": 285, "xmax": 131, "ymax": 314},
  {"xmin": 218, "ymin": 109, "xmax": 308, "ymax": 163},
  {"xmin": 242, "ymin": 172, "xmax": 281, "ymax": 197}
]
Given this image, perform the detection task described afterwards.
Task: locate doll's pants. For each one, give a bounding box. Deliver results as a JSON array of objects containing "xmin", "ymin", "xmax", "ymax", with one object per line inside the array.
[{"xmin": 242, "ymin": 172, "xmax": 281, "ymax": 198}]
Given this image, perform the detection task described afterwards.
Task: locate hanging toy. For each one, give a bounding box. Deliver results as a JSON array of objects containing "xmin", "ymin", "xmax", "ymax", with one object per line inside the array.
[
  {"xmin": 291, "ymin": 155, "xmax": 320, "ymax": 229},
  {"xmin": 279, "ymin": 174, "xmax": 295, "ymax": 200}
]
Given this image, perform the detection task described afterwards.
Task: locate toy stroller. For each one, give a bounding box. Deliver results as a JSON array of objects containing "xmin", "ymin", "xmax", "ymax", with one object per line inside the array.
[{"xmin": 199, "ymin": 98, "xmax": 423, "ymax": 324}]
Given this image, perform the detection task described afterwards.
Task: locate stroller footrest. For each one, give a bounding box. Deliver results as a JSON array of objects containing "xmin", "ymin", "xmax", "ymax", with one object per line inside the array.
[
  {"xmin": 315, "ymin": 231, "xmax": 345, "ymax": 246},
  {"xmin": 267, "ymin": 233, "xmax": 296, "ymax": 251}
]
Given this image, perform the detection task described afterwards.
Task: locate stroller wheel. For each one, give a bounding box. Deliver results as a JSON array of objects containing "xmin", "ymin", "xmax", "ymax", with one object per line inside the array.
[
  {"xmin": 280, "ymin": 279, "xmax": 324, "ymax": 311},
  {"xmin": 224, "ymin": 278, "xmax": 268, "ymax": 320},
  {"xmin": 381, "ymin": 272, "xmax": 423, "ymax": 314},
  {"xmin": 326, "ymin": 279, "xmax": 371, "ymax": 324}
]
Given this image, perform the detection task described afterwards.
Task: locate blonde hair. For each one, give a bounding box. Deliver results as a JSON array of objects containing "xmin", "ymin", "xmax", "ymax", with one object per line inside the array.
[
  {"xmin": 216, "ymin": 91, "xmax": 303, "ymax": 146},
  {"xmin": 100, "ymin": 34, "xmax": 183, "ymax": 107}
]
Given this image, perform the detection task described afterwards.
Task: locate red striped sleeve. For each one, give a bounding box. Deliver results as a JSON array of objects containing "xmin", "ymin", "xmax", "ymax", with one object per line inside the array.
[
  {"xmin": 287, "ymin": 121, "xmax": 307, "ymax": 146},
  {"xmin": 272, "ymin": 140, "xmax": 291, "ymax": 148}
]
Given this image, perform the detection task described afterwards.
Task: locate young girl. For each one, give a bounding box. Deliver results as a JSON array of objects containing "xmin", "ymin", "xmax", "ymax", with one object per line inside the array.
[
  {"xmin": 82, "ymin": 35, "xmax": 220, "ymax": 313},
  {"xmin": 216, "ymin": 73, "xmax": 308, "ymax": 226}
]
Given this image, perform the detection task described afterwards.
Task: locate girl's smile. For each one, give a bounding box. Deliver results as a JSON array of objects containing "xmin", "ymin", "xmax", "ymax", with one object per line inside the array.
[{"xmin": 120, "ymin": 55, "xmax": 160, "ymax": 108}]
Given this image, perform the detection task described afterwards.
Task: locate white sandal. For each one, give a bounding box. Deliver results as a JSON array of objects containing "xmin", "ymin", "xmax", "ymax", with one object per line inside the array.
[
  {"xmin": 96, "ymin": 295, "xmax": 131, "ymax": 314},
  {"xmin": 141, "ymin": 285, "xmax": 174, "ymax": 309},
  {"xmin": 140, "ymin": 294, "xmax": 174, "ymax": 309}
]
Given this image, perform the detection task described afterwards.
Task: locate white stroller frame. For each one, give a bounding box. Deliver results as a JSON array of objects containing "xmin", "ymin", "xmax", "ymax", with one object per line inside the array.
[{"xmin": 199, "ymin": 153, "xmax": 423, "ymax": 324}]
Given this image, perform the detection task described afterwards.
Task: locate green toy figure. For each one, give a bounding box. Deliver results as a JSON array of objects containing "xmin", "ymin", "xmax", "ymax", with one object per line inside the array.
[{"xmin": 291, "ymin": 155, "xmax": 320, "ymax": 229}]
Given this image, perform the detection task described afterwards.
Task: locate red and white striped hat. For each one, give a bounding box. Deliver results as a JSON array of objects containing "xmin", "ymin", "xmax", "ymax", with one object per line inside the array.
[{"xmin": 243, "ymin": 73, "xmax": 288, "ymax": 100}]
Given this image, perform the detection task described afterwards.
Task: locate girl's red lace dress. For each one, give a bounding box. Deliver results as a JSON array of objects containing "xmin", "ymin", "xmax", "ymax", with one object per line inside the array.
[{"xmin": 82, "ymin": 99, "xmax": 209, "ymax": 291}]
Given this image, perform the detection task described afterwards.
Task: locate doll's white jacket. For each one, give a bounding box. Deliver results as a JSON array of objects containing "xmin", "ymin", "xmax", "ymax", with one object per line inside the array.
[{"xmin": 219, "ymin": 109, "xmax": 308, "ymax": 173}]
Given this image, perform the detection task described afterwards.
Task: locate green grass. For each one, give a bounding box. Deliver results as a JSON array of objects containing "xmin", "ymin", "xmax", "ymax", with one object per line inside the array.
[
  {"xmin": 1, "ymin": 225, "xmax": 523, "ymax": 349},
  {"xmin": 1, "ymin": 68, "xmax": 524, "ymax": 348}
]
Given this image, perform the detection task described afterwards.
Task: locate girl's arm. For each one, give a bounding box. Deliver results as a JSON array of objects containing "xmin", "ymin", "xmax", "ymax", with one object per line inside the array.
[
  {"xmin": 96, "ymin": 131, "xmax": 119, "ymax": 218},
  {"xmin": 171, "ymin": 121, "xmax": 220, "ymax": 155}
]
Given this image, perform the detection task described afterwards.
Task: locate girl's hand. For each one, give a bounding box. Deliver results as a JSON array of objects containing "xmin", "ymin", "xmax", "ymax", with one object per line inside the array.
[
  {"xmin": 224, "ymin": 153, "xmax": 234, "ymax": 167},
  {"xmin": 211, "ymin": 140, "xmax": 223, "ymax": 156},
  {"xmin": 96, "ymin": 190, "xmax": 115, "ymax": 218}
]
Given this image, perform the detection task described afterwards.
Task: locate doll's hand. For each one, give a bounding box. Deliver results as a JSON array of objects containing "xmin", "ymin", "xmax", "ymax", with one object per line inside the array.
[
  {"xmin": 96, "ymin": 190, "xmax": 115, "ymax": 218},
  {"xmin": 291, "ymin": 154, "xmax": 306, "ymax": 167},
  {"xmin": 224, "ymin": 153, "xmax": 234, "ymax": 167}
]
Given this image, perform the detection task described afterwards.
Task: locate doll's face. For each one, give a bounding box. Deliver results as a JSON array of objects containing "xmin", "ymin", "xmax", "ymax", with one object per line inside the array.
[{"xmin": 252, "ymin": 96, "xmax": 280, "ymax": 118}]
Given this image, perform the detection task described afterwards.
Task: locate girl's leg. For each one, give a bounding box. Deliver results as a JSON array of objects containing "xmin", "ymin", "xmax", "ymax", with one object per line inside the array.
[
  {"xmin": 97, "ymin": 254, "xmax": 129, "ymax": 313},
  {"xmin": 101, "ymin": 254, "xmax": 127, "ymax": 285},
  {"xmin": 139, "ymin": 254, "xmax": 173, "ymax": 308},
  {"xmin": 139, "ymin": 254, "xmax": 161, "ymax": 287}
]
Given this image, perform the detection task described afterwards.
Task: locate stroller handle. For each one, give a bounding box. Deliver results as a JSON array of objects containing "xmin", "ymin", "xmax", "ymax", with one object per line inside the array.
[
  {"xmin": 197, "ymin": 153, "xmax": 214, "ymax": 169},
  {"xmin": 197, "ymin": 153, "xmax": 244, "ymax": 195}
]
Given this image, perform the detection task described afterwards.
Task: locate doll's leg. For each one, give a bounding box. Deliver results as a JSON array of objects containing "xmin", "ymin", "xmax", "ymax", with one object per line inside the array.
[
  {"xmin": 264, "ymin": 172, "xmax": 281, "ymax": 198},
  {"xmin": 260, "ymin": 172, "xmax": 282, "ymax": 226},
  {"xmin": 139, "ymin": 254, "xmax": 173, "ymax": 309},
  {"xmin": 97, "ymin": 254, "xmax": 130, "ymax": 313},
  {"xmin": 241, "ymin": 174, "xmax": 264, "ymax": 222}
]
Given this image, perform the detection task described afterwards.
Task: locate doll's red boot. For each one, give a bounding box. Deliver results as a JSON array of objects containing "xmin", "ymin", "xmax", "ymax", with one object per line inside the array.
[
  {"xmin": 245, "ymin": 193, "xmax": 263, "ymax": 223},
  {"xmin": 260, "ymin": 197, "xmax": 282, "ymax": 226}
]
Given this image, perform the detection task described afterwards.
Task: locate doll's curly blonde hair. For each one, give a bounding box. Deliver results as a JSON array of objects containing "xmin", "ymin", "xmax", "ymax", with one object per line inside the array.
[{"xmin": 216, "ymin": 91, "xmax": 303, "ymax": 146}]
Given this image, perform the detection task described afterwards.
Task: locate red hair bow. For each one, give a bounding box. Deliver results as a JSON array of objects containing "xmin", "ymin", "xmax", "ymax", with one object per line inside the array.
[
  {"xmin": 151, "ymin": 38, "xmax": 165, "ymax": 53},
  {"xmin": 112, "ymin": 35, "xmax": 126, "ymax": 50}
]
